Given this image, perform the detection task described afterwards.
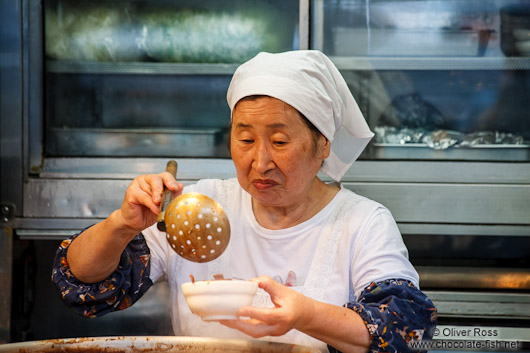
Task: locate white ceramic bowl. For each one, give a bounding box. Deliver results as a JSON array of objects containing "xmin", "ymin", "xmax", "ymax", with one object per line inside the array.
[{"xmin": 182, "ymin": 280, "xmax": 258, "ymax": 321}]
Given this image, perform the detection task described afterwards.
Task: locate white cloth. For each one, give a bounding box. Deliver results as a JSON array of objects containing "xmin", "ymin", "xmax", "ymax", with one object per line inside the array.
[
  {"xmin": 226, "ymin": 50, "xmax": 374, "ymax": 182},
  {"xmin": 142, "ymin": 179, "xmax": 418, "ymax": 352}
]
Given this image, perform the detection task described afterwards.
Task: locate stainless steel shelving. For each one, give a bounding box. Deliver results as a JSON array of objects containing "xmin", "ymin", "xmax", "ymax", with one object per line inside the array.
[
  {"xmin": 331, "ymin": 56, "xmax": 530, "ymax": 71},
  {"xmin": 46, "ymin": 127, "xmax": 229, "ymax": 157},
  {"xmin": 46, "ymin": 57, "xmax": 530, "ymax": 75},
  {"xmin": 371, "ymin": 143, "xmax": 530, "ymax": 161},
  {"xmin": 46, "ymin": 60, "xmax": 239, "ymax": 75}
]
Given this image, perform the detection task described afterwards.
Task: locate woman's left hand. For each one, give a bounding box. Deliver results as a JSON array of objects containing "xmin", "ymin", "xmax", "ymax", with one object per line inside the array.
[{"xmin": 220, "ymin": 275, "xmax": 315, "ymax": 338}]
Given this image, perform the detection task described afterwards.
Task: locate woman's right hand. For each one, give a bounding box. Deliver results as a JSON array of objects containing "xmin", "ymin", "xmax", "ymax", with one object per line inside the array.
[
  {"xmin": 117, "ymin": 172, "xmax": 183, "ymax": 234},
  {"xmin": 66, "ymin": 172, "xmax": 183, "ymax": 284}
]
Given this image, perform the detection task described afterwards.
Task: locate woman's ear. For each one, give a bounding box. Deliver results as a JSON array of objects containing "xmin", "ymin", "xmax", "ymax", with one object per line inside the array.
[{"xmin": 317, "ymin": 135, "xmax": 331, "ymax": 160}]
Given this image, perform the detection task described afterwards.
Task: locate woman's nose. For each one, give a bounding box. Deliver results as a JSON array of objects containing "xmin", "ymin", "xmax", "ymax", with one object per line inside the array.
[{"xmin": 252, "ymin": 142, "xmax": 275, "ymax": 174}]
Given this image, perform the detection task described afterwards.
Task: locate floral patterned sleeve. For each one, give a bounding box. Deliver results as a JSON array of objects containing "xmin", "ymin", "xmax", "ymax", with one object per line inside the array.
[
  {"xmin": 51, "ymin": 229, "xmax": 154, "ymax": 318},
  {"xmin": 329, "ymin": 279, "xmax": 437, "ymax": 353}
]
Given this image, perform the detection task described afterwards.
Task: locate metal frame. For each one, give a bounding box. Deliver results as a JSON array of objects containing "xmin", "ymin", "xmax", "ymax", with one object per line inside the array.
[
  {"xmin": 426, "ymin": 291, "xmax": 530, "ymax": 320},
  {"xmin": 19, "ymin": 157, "xmax": 530, "ymax": 228},
  {"xmin": 10, "ymin": 0, "xmax": 530, "ymax": 255},
  {"xmin": 0, "ymin": 0, "xmax": 24, "ymax": 343},
  {"xmin": 1, "ymin": 0, "xmax": 24, "ymax": 219},
  {"xmin": 25, "ymin": 0, "xmax": 44, "ymax": 175},
  {"xmin": 299, "ymin": 0, "xmax": 310, "ymax": 50},
  {"xmin": 0, "ymin": 229, "xmax": 13, "ymax": 344}
]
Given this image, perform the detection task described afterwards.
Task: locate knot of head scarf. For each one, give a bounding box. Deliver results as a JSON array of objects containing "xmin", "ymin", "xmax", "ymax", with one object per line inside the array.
[{"xmin": 227, "ymin": 50, "xmax": 374, "ymax": 182}]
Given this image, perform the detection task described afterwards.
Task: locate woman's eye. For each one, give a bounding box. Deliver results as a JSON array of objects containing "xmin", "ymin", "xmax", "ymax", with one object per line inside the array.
[
  {"xmin": 240, "ymin": 139, "xmax": 254, "ymax": 144},
  {"xmin": 273, "ymin": 141, "xmax": 287, "ymax": 145}
]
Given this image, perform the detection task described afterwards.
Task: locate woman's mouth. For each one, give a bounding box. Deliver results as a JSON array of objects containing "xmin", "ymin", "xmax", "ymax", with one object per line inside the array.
[{"xmin": 252, "ymin": 179, "xmax": 278, "ymax": 190}]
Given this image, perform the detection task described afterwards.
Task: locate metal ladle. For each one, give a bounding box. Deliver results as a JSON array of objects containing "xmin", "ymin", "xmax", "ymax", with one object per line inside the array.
[
  {"xmin": 157, "ymin": 160, "xmax": 230, "ymax": 263},
  {"xmin": 164, "ymin": 193, "xmax": 230, "ymax": 263}
]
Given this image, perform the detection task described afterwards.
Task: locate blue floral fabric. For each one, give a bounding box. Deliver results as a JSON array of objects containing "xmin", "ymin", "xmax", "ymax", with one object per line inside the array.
[
  {"xmin": 328, "ymin": 279, "xmax": 437, "ymax": 353},
  {"xmin": 51, "ymin": 230, "xmax": 153, "ymax": 318},
  {"xmin": 52, "ymin": 234, "xmax": 436, "ymax": 353}
]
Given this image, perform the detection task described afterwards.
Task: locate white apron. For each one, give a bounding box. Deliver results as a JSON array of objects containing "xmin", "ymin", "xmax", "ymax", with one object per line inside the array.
[{"xmin": 170, "ymin": 185, "xmax": 360, "ymax": 353}]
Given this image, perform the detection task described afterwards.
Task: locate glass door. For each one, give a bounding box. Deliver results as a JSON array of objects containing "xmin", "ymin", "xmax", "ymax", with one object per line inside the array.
[
  {"xmin": 44, "ymin": 0, "xmax": 300, "ymax": 157},
  {"xmin": 312, "ymin": 0, "xmax": 530, "ymax": 161}
]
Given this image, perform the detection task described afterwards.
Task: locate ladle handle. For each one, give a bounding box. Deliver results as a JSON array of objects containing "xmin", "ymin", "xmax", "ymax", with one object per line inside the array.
[{"xmin": 157, "ymin": 160, "xmax": 178, "ymax": 231}]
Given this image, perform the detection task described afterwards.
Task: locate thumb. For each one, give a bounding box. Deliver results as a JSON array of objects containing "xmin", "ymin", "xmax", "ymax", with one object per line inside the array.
[{"xmin": 252, "ymin": 276, "xmax": 285, "ymax": 300}]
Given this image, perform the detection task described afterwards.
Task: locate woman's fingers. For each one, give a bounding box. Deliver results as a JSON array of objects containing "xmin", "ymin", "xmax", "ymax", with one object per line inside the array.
[
  {"xmin": 145, "ymin": 172, "xmax": 183, "ymax": 203},
  {"xmin": 237, "ymin": 305, "xmax": 280, "ymax": 323},
  {"xmin": 133, "ymin": 173, "xmax": 183, "ymax": 209},
  {"xmin": 143, "ymin": 174, "xmax": 164, "ymax": 204},
  {"xmin": 161, "ymin": 171, "xmax": 182, "ymax": 193},
  {"xmin": 252, "ymin": 276, "xmax": 295, "ymax": 311},
  {"xmin": 120, "ymin": 173, "xmax": 184, "ymax": 229},
  {"xmin": 254, "ymin": 276, "xmax": 286, "ymax": 301},
  {"xmin": 220, "ymin": 318, "xmax": 277, "ymax": 338},
  {"xmin": 220, "ymin": 275, "xmax": 310, "ymax": 338},
  {"xmin": 126, "ymin": 177, "xmax": 155, "ymax": 213},
  {"xmin": 134, "ymin": 187, "xmax": 160, "ymax": 215}
]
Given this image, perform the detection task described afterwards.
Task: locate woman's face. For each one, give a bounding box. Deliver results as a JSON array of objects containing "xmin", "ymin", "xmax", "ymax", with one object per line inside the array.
[{"xmin": 230, "ymin": 96, "xmax": 330, "ymax": 208}]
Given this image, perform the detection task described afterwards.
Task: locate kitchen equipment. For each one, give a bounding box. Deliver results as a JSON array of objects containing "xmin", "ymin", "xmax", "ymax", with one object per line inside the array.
[
  {"xmin": 500, "ymin": 4, "xmax": 530, "ymax": 56},
  {"xmin": 182, "ymin": 280, "xmax": 258, "ymax": 321},
  {"xmin": 164, "ymin": 192, "xmax": 230, "ymax": 263},
  {"xmin": 3, "ymin": 0, "xmax": 530, "ymax": 345},
  {"xmin": 333, "ymin": 28, "xmax": 491, "ymax": 57},
  {"xmin": 0, "ymin": 336, "xmax": 319, "ymax": 352},
  {"xmin": 157, "ymin": 159, "xmax": 178, "ymax": 231}
]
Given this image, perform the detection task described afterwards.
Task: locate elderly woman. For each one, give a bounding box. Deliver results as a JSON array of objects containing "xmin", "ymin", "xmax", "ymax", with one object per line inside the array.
[{"xmin": 52, "ymin": 50, "xmax": 436, "ymax": 353}]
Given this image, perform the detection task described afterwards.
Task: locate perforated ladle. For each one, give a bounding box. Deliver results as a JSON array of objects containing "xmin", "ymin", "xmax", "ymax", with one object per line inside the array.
[
  {"xmin": 164, "ymin": 193, "xmax": 230, "ymax": 263},
  {"xmin": 156, "ymin": 160, "xmax": 230, "ymax": 263}
]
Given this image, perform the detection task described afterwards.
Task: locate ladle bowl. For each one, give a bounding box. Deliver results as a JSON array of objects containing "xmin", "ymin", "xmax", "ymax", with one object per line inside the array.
[{"xmin": 164, "ymin": 193, "xmax": 230, "ymax": 263}]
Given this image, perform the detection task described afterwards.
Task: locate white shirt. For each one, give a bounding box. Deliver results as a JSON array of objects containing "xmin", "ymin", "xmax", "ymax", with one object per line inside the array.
[{"xmin": 142, "ymin": 178, "xmax": 418, "ymax": 352}]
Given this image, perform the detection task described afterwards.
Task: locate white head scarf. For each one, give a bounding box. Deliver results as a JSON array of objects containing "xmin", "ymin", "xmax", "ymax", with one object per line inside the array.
[{"xmin": 227, "ymin": 50, "xmax": 374, "ymax": 182}]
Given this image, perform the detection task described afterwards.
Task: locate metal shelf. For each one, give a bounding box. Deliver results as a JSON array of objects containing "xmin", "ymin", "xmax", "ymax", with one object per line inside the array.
[
  {"xmin": 46, "ymin": 57, "xmax": 530, "ymax": 74},
  {"xmin": 331, "ymin": 56, "xmax": 530, "ymax": 71},
  {"xmin": 425, "ymin": 290, "xmax": 530, "ymax": 321},
  {"xmin": 371, "ymin": 143, "xmax": 530, "ymax": 161},
  {"xmin": 46, "ymin": 60, "xmax": 239, "ymax": 75},
  {"xmin": 45, "ymin": 127, "xmax": 230, "ymax": 157}
]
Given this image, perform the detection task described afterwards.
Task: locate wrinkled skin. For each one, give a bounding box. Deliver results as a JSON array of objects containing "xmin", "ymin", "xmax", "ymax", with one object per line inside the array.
[
  {"xmin": 220, "ymin": 276, "xmax": 314, "ymax": 338},
  {"xmin": 230, "ymin": 96, "xmax": 335, "ymax": 229}
]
